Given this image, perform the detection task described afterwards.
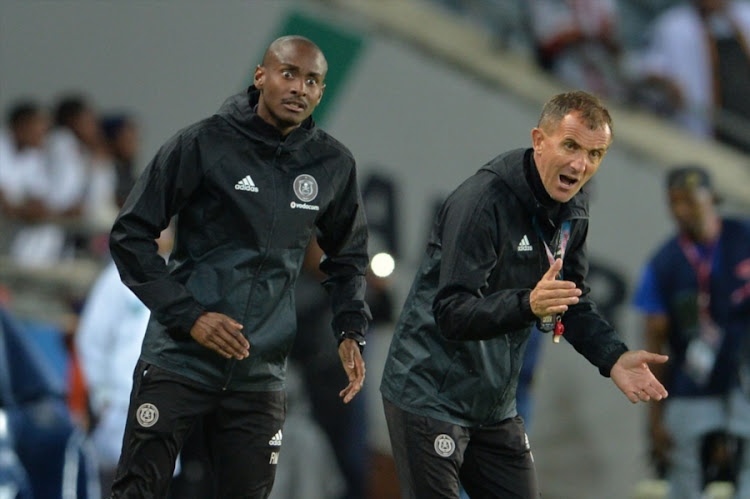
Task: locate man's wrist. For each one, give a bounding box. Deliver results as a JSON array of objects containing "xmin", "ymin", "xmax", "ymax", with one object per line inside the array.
[
  {"xmin": 338, "ymin": 330, "xmax": 366, "ymax": 353},
  {"xmin": 520, "ymin": 291, "xmax": 536, "ymax": 322}
]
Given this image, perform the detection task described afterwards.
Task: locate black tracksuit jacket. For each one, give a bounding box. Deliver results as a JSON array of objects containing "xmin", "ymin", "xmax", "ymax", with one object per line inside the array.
[
  {"xmin": 110, "ymin": 88, "xmax": 370, "ymax": 391},
  {"xmin": 380, "ymin": 148, "xmax": 628, "ymax": 427}
]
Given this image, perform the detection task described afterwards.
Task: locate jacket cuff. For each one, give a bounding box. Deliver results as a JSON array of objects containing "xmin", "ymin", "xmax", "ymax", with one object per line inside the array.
[
  {"xmin": 520, "ymin": 291, "xmax": 536, "ymax": 322},
  {"xmin": 169, "ymin": 305, "xmax": 206, "ymax": 340},
  {"xmin": 599, "ymin": 343, "xmax": 630, "ymax": 378},
  {"xmin": 332, "ymin": 311, "xmax": 368, "ymax": 337}
]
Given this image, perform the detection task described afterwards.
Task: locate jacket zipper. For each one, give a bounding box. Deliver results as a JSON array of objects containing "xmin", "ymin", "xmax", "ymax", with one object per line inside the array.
[
  {"xmin": 484, "ymin": 214, "xmax": 587, "ymax": 422},
  {"xmin": 222, "ymin": 144, "xmax": 283, "ymax": 390}
]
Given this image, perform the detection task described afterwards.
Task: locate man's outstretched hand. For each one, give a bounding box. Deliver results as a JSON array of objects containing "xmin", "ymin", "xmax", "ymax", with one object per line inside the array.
[
  {"xmin": 338, "ymin": 338, "xmax": 366, "ymax": 404},
  {"xmin": 611, "ymin": 350, "xmax": 669, "ymax": 403}
]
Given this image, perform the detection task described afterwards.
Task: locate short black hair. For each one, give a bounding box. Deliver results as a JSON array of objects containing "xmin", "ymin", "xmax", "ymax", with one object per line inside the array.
[
  {"xmin": 101, "ymin": 114, "xmax": 131, "ymax": 143},
  {"xmin": 6, "ymin": 100, "xmax": 41, "ymax": 128},
  {"xmin": 54, "ymin": 95, "xmax": 88, "ymax": 128},
  {"xmin": 539, "ymin": 90, "xmax": 613, "ymax": 140},
  {"xmin": 666, "ymin": 165, "xmax": 713, "ymax": 191}
]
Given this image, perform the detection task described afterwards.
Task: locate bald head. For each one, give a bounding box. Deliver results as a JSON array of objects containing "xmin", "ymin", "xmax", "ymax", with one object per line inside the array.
[
  {"xmin": 254, "ymin": 35, "xmax": 328, "ymax": 135},
  {"xmin": 262, "ymin": 36, "xmax": 328, "ymax": 75}
]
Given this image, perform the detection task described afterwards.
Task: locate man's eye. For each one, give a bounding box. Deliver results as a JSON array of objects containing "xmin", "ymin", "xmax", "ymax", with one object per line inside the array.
[
  {"xmin": 306, "ymin": 79, "xmax": 318, "ymax": 86},
  {"xmin": 282, "ymin": 71, "xmax": 293, "ymax": 78}
]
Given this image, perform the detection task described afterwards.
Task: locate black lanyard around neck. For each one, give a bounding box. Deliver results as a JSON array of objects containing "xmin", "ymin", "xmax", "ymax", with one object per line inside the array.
[{"xmin": 533, "ymin": 218, "xmax": 571, "ymax": 270}]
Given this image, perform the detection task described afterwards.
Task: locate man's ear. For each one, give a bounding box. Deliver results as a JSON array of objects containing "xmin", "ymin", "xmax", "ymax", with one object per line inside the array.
[
  {"xmin": 254, "ymin": 65, "xmax": 265, "ymax": 89},
  {"xmin": 531, "ymin": 127, "xmax": 544, "ymax": 152},
  {"xmin": 315, "ymin": 83, "xmax": 326, "ymax": 105}
]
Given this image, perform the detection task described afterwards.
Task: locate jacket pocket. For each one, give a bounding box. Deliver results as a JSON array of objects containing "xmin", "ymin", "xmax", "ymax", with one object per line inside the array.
[
  {"xmin": 437, "ymin": 349, "xmax": 494, "ymax": 417},
  {"xmin": 130, "ymin": 361, "xmax": 152, "ymax": 398}
]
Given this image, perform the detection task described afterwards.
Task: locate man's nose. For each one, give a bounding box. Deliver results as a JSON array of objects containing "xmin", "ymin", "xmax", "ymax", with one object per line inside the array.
[
  {"xmin": 290, "ymin": 78, "xmax": 306, "ymax": 95},
  {"xmin": 671, "ymin": 201, "xmax": 691, "ymax": 221},
  {"xmin": 570, "ymin": 152, "xmax": 587, "ymax": 173}
]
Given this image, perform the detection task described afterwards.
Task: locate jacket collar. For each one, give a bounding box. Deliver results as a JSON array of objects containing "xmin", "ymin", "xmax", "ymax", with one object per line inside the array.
[
  {"xmin": 215, "ymin": 86, "xmax": 316, "ymax": 151},
  {"xmin": 482, "ymin": 148, "xmax": 589, "ymax": 223}
]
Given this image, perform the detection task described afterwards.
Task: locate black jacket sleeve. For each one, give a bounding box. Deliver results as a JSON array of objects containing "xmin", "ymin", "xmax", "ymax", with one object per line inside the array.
[
  {"xmin": 109, "ymin": 129, "xmax": 206, "ymax": 337},
  {"xmin": 433, "ymin": 189, "xmax": 537, "ymax": 341},
  {"xmin": 316, "ymin": 160, "xmax": 371, "ymax": 339},
  {"xmin": 560, "ymin": 221, "xmax": 629, "ymax": 377}
]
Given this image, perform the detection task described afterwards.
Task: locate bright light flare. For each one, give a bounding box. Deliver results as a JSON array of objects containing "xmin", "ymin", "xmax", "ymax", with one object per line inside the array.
[{"xmin": 370, "ymin": 252, "xmax": 395, "ymax": 278}]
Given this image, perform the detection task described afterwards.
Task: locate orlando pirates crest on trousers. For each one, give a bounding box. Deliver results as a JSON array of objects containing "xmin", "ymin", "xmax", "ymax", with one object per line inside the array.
[{"xmin": 108, "ymin": 86, "xmax": 370, "ymax": 497}]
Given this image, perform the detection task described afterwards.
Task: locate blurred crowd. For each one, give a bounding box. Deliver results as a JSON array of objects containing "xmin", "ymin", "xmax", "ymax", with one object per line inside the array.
[
  {"xmin": 0, "ymin": 95, "xmax": 137, "ymax": 269},
  {"xmin": 0, "ymin": 93, "xmax": 157, "ymax": 498},
  {"xmin": 437, "ymin": 0, "xmax": 750, "ymax": 154}
]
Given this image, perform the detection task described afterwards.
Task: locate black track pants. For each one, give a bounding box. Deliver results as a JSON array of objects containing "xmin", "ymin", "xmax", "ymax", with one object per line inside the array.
[
  {"xmin": 384, "ymin": 398, "xmax": 540, "ymax": 499},
  {"xmin": 110, "ymin": 360, "xmax": 286, "ymax": 499}
]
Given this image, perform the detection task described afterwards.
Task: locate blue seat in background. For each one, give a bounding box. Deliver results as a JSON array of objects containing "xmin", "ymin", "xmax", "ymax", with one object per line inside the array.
[{"xmin": 0, "ymin": 307, "xmax": 99, "ymax": 499}]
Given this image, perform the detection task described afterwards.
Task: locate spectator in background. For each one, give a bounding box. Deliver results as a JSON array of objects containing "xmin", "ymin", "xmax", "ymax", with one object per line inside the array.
[
  {"xmin": 0, "ymin": 100, "xmax": 50, "ymax": 221},
  {"xmin": 629, "ymin": 0, "xmax": 750, "ymax": 153},
  {"xmin": 433, "ymin": 0, "xmax": 532, "ymax": 51},
  {"xmin": 46, "ymin": 95, "xmax": 104, "ymax": 217},
  {"xmin": 633, "ymin": 166, "xmax": 750, "ymax": 498},
  {"xmin": 100, "ymin": 115, "xmax": 139, "ymax": 208},
  {"xmin": 617, "ymin": 0, "xmax": 683, "ymax": 51},
  {"xmin": 529, "ymin": 0, "xmax": 628, "ymax": 101},
  {"xmin": 4, "ymin": 95, "xmax": 116, "ymax": 266},
  {"xmin": 0, "ymin": 99, "xmax": 75, "ymax": 265},
  {"xmin": 47, "ymin": 95, "xmax": 119, "ymax": 236}
]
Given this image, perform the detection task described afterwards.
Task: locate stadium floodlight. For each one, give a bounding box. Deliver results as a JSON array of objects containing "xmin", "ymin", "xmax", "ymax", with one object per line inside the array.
[{"xmin": 370, "ymin": 252, "xmax": 395, "ymax": 278}]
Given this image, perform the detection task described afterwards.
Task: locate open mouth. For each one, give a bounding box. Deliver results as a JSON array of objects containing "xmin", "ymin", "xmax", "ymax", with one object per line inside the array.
[
  {"xmin": 282, "ymin": 100, "xmax": 306, "ymax": 112},
  {"xmin": 560, "ymin": 174, "xmax": 578, "ymax": 187}
]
